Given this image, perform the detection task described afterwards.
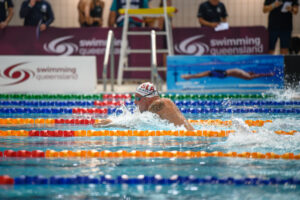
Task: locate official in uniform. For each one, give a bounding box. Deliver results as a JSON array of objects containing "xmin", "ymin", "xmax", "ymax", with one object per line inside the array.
[
  {"xmin": 19, "ymin": 0, "xmax": 54, "ymax": 31},
  {"xmin": 197, "ymin": 0, "xmax": 228, "ymax": 28},
  {"xmin": 0, "ymin": 0, "xmax": 14, "ymax": 29}
]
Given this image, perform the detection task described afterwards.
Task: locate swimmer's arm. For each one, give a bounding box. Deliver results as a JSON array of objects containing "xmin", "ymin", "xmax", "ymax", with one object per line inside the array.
[
  {"xmin": 149, "ymin": 99, "xmax": 194, "ymax": 131},
  {"xmin": 93, "ymin": 119, "xmax": 129, "ymax": 128}
]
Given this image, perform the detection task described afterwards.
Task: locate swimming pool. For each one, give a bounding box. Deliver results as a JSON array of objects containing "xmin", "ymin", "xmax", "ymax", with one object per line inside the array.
[{"xmin": 0, "ymin": 92, "xmax": 300, "ymax": 199}]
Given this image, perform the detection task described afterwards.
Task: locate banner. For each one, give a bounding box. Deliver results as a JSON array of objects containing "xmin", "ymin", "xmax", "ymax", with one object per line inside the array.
[
  {"xmin": 0, "ymin": 56, "xmax": 97, "ymax": 93},
  {"xmin": 0, "ymin": 26, "xmax": 268, "ymax": 80},
  {"xmin": 0, "ymin": 27, "xmax": 165, "ymax": 80},
  {"xmin": 167, "ymin": 55, "xmax": 284, "ymax": 92},
  {"xmin": 174, "ymin": 26, "xmax": 268, "ymax": 55}
]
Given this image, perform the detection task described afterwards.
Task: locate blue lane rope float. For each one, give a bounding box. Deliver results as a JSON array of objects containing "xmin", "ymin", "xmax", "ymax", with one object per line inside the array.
[
  {"xmin": 0, "ymin": 107, "xmax": 299, "ymax": 115},
  {"xmin": 173, "ymin": 100, "xmax": 300, "ymax": 107},
  {"xmin": 179, "ymin": 108, "xmax": 300, "ymax": 114},
  {"xmin": 0, "ymin": 100, "xmax": 94, "ymax": 107},
  {"xmin": 0, "ymin": 175, "xmax": 299, "ymax": 185}
]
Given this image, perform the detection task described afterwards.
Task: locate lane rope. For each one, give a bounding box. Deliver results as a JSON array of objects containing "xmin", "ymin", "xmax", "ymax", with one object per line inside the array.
[
  {"xmin": 0, "ymin": 129, "xmax": 297, "ymax": 137},
  {"xmin": 0, "ymin": 174, "xmax": 299, "ymax": 185},
  {"xmin": 1, "ymin": 150, "xmax": 299, "ymax": 160},
  {"xmin": 0, "ymin": 118, "xmax": 274, "ymax": 127},
  {"xmin": 1, "ymin": 107, "xmax": 299, "ymax": 114},
  {"xmin": 1, "ymin": 100, "xmax": 299, "ymax": 107},
  {"xmin": 0, "ymin": 93, "xmax": 275, "ymax": 100}
]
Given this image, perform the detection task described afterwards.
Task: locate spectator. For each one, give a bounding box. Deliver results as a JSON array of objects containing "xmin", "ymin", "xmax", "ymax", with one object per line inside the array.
[
  {"xmin": 19, "ymin": 0, "xmax": 54, "ymax": 31},
  {"xmin": 78, "ymin": 0, "xmax": 104, "ymax": 27},
  {"xmin": 197, "ymin": 0, "xmax": 228, "ymax": 28},
  {"xmin": 108, "ymin": 0, "xmax": 149, "ymax": 27},
  {"xmin": 146, "ymin": 0, "xmax": 172, "ymax": 29},
  {"xmin": 0, "ymin": 0, "xmax": 14, "ymax": 29},
  {"xmin": 263, "ymin": 0, "xmax": 299, "ymax": 55}
]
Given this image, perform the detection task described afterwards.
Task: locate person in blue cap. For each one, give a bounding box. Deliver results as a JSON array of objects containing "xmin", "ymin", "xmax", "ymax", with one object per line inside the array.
[{"xmin": 94, "ymin": 82, "xmax": 194, "ymax": 130}]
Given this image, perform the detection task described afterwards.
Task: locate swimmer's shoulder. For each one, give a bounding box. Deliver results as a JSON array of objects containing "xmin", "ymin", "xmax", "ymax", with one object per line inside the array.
[{"xmin": 149, "ymin": 98, "xmax": 174, "ymax": 113}]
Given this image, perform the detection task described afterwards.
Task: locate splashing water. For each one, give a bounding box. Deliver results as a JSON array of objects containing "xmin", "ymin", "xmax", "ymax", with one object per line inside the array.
[
  {"xmin": 213, "ymin": 117, "xmax": 300, "ymax": 154},
  {"xmin": 269, "ymin": 88, "xmax": 300, "ymax": 100},
  {"xmin": 107, "ymin": 105, "xmax": 186, "ymax": 130}
]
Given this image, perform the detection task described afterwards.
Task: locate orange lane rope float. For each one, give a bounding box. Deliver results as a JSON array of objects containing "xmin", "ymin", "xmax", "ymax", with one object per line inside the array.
[
  {"xmin": 0, "ymin": 130, "xmax": 297, "ymax": 137},
  {"xmin": 188, "ymin": 119, "xmax": 273, "ymax": 127},
  {"xmin": 1, "ymin": 150, "xmax": 300, "ymax": 160}
]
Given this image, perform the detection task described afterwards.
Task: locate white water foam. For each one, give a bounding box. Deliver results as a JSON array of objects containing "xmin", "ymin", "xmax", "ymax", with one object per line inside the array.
[
  {"xmin": 107, "ymin": 105, "xmax": 186, "ymax": 130},
  {"xmin": 268, "ymin": 88, "xmax": 300, "ymax": 100},
  {"xmin": 213, "ymin": 117, "xmax": 300, "ymax": 153}
]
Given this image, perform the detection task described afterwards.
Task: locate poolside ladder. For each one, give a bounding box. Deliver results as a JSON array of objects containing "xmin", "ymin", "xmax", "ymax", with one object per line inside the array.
[
  {"xmin": 117, "ymin": 0, "xmax": 175, "ymax": 85},
  {"xmin": 103, "ymin": 30, "xmax": 115, "ymax": 92}
]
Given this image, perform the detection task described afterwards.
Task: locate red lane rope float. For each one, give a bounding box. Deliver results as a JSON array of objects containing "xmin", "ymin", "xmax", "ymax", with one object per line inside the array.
[
  {"xmin": 1, "ymin": 150, "xmax": 300, "ymax": 160},
  {"xmin": 0, "ymin": 175, "xmax": 14, "ymax": 185},
  {"xmin": 94, "ymin": 100, "xmax": 123, "ymax": 106},
  {"xmin": 72, "ymin": 108, "xmax": 108, "ymax": 114},
  {"xmin": 0, "ymin": 118, "xmax": 273, "ymax": 127},
  {"xmin": 3, "ymin": 150, "xmax": 45, "ymax": 157},
  {"xmin": 1, "ymin": 130, "xmax": 297, "ymax": 137}
]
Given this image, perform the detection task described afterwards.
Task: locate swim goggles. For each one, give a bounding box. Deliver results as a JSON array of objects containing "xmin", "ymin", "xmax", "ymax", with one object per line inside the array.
[{"xmin": 135, "ymin": 90, "xmax": 159, "ymax": 101}]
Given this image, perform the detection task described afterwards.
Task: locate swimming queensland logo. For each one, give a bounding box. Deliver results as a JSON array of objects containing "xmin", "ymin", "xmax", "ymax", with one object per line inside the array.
[
  {"xmin": 175, "ymin": 35, "xmax": 209, "ymax": 56},
  {"xmin": 44, "ymin": 35, "xmax": 79, "ymax": 56},
  {"xmin": 0, "ymin": 63, "xmax": 35, "ymax": 86}
]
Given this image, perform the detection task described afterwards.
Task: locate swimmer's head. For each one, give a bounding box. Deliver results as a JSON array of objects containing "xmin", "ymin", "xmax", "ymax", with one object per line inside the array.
[
  {"xmin": 135, "ymin": 82, "xmax": 159, "ymax": 98},
  {"xmin": 135, "ymin": 82, "xmax": 159, "ymax": 112}
]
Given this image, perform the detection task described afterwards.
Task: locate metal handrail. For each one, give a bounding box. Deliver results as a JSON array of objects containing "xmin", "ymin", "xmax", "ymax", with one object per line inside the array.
[
  {"xmin": 151, "ymin": 30, "xmax": 162, "ymax": 91},
  {"xmin": 103, "ymin": 30, "xmax": 115, "ymax": 92}
]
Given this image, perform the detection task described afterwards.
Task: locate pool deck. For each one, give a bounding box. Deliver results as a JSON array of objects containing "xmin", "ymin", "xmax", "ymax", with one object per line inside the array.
[{"xmin": 96, "ymin": 83, "xmax": 167, "ymax": 93}]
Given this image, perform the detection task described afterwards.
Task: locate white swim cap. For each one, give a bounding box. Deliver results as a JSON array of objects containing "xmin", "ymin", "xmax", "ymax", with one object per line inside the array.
[{"xmin": 136, "ymin": 82, "xmax": 159, "ymax": 97}]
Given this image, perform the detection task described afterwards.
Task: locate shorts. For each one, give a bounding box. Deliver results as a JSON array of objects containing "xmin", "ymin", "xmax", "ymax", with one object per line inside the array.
[
  {"xmin": 269, "ymin": 30, "xmax": 292, "ymax": 50},
  {"xmin": 209, "ymin": 70, "xmax": 227, "ymax": 78}
]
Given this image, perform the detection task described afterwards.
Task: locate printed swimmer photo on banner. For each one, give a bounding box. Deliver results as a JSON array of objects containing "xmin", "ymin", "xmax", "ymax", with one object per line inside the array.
[{"xmin": 167, "ymin": 55, "xmax": 284, "ymax": 92}]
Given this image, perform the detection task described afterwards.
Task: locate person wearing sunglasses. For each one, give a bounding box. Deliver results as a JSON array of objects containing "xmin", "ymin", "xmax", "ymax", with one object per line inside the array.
[{"xmin": 94, "ymin": 82, "xmax": 194, "ymax": 130}]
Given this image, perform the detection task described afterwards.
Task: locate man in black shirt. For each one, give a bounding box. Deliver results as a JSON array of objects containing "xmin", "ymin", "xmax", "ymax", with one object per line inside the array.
[
  {"xmin": 263, "ymin": 0, "xmax": 299, "ymax": 55},
  {"xmin": 20, "ymin": 0, "xmax": 54, "ymax": 31},
  {"xmin": 0, "ymin": 0, "xmax": 14, "ymax": 29},
  {"xmin": 197, "ymin": 0, "xmax": 228, "ymax": 28}
]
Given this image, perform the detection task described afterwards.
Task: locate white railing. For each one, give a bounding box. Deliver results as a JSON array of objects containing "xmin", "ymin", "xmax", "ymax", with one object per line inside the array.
[
  {"xmin": 151, "ymin": 30, "xmax": 163, "ymax": 91},
  {"xmin": 103, "ymin": 30, "xmax": 115, "ymax": 92}
]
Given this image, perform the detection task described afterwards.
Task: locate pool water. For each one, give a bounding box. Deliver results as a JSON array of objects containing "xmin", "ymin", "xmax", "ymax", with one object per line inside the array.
[{"xmin": 0, "ymin": 91, "xmax": 300, "ymax": 199}]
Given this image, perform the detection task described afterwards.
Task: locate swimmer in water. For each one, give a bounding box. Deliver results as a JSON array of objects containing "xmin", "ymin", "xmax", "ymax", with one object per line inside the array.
[
  {"xmin": 181, "ymin": 68, "xmax": 275, "ymax": 80},
  {"xmin": 93, "ymin": 82, "xmax": 194, "ymax": 130}
]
